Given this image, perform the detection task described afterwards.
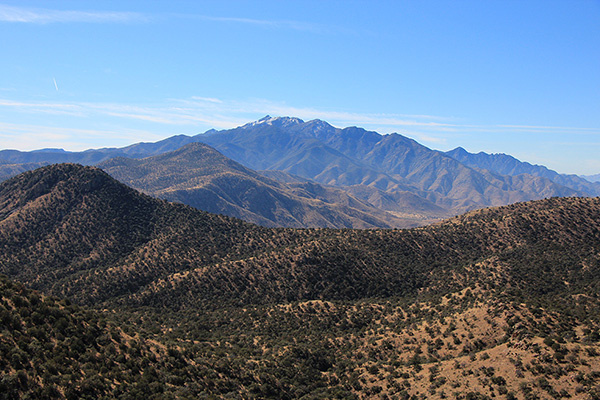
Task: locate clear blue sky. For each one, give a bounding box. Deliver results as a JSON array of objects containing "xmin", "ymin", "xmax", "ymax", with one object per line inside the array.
[{"xmin": 0, "ymin": 0, "xmax": 599, "ymax": 175}]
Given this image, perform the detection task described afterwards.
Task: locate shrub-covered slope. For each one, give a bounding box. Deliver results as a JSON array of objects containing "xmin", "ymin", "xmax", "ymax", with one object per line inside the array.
[
  {"xmin": 0, "ymin": 164, "xmax": 311, "ymax": 305},
  {"xmin": 1, "ymin": 164, "xmax": 599, "ymax": 313},
  {"xmin": 1, "ymin": 164, "xmax": 600, "ymax": 399},
  {"xmin": 0, "ymin": 275, "xmax": 215, "ymax": 399}
]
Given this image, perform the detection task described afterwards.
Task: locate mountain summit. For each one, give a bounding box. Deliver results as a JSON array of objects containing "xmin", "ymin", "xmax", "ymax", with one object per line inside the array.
[
  {"xmin": 196, "ymin": 117, "xmax": 584, "ymax": 216},
  {"xmin": 244, "ymin": 115, "xmax": 305, "ymax": 129}
]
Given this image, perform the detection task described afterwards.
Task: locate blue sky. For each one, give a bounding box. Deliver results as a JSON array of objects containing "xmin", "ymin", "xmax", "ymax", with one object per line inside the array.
[{"xmin": 0, "ymin": 1, "xmax": 599, "ymax": 175}]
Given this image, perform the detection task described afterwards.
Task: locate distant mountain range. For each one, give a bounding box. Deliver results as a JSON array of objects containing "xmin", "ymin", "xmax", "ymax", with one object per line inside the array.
[
  {"xmin": 582, "ymin": 173, "xmax": 600, "ymax": 183},
  {"xmin": 445, "ymin": 146, "xmax": 600, "ymax": 195},
  {"xmin": 1, "ymin": 116, "xmax": 598, "ymax": 228},
  {"xmin": 198, "ymin": 117, "xmax": 592, "ymax": 214}
]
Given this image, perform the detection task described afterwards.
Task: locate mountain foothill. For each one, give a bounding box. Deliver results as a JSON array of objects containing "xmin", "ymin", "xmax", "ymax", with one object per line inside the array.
[{"xmin": 0, "ymin": 117, "xmax": 600, "ymax": 399}]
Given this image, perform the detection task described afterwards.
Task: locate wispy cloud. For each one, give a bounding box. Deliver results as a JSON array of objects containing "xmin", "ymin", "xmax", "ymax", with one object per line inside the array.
[
  {"xmin": 0, "ymin": 4, "xmax": 147, "ymax": 24},
  {"xmin": 190, "ymin": 96, "xmax": 223, "ymax": 104},
  {"xmin": 0, "ymin": 97, "xmax": 248, "ymax": 132},
  {"xmin": 584, "ymin": 159, "xmax": 600, "ymax": 173},
  {"xmin": 0, "ymin": 4, "xmax": 347, "ymax": 36},
  {"xmin": 179, "ymin": 14, "xmax": 332, "ymax": 34},
  {"xmin": 0, "ymin": 99, "xmax": 84, "ymax": 116},
  {"xmin": 496, "ymin": 124, "xmax": 600, "ymax": 133},
  {"xmin": 0, "ymin": 122, "xmax": 163, "ymax": 151},
  {"xmin": 2, "ymin": 96, "xmax": 599, "ymax": 151}
]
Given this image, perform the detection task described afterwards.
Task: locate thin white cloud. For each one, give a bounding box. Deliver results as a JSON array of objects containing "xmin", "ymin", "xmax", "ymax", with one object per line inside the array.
[
  {"xmin": 584, "ymin": 159, "xmax": 600, "ymax": 173},
  {"xmin": 496, "ymin": 124, "xmax": 599, "ymax": 133},
  {"xmin": 0, "ymin": 4, "xmax": 338, "ymax": 35},
  {"xmin": 103, "ymin": 111, "xmax": 185, "ymax": 125},
  {"xmin": 0, "ymin": 97, "xmax": 248, "ymax": 133},
  {"xmin": 190, "ymin": 96, "xmax": 223, "ymax": 104},
  {"xmin": 444, "ymin": 123, "xmax": 600, "ymax": 136},
  {"xmin": 0, "ymin": 99, "xmax": 84, "ymax": 116},
  {"xmin": 1, "ymin": 96, "xmax": 599, "ymax": 151},
  {"xmin": 182, "ymin": 14, "xmax": 330, "ymax": 34},
  {"xmin": 0, "ymin": 4, "xmax": 147, "ymax": 24},
  {"xmin": 0, "ymin": 122, "xmax": 163, "ymax": 151}
]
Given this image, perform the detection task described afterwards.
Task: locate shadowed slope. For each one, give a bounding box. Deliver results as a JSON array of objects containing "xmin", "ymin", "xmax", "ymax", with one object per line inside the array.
[
  {"xmin": 0, "ymin": 164, "xmax": 308, "ymax": 304},
  {"xmin": 1, "ymin": 164, "xmax": 599, "ymax": 313}
]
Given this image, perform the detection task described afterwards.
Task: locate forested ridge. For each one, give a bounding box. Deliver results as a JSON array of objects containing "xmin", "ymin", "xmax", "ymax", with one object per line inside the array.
[{"xmin": 0, "ymin": 164, "xmax": 599, "ymax": 399}]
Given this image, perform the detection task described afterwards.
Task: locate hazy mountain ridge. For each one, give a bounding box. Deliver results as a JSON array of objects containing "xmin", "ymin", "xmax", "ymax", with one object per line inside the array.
[
  {"xmin": 0, "ymin": 135, "xmax": 199, "ymax": 166},
  {"xmin": 0, "ymin": 116, "xmax": 593, "ymax": 227},
  {"xmin": 445, "ymin": 146, "xmax": 600, "ymax": 196},
  {"xmin": 582, "ymin": 173, "xmax": 600, "ymax": 183}
]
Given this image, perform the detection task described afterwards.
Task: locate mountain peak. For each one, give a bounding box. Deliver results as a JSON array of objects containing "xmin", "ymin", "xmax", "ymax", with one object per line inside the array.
[
  {"xmin": 304, "ymin": 118, "xmax": 335, "ymax": 131},
  {"xmin": 245, "ymin": 115, "xmax": 305, "ymax": 129},
  {"xmin": 449, "ymin": 146, "xmax": 469, "ymax": 155},
  {"xmin": 0, "ymin": 163, "xmax": 130, "ymax": 221},
  {"xmin": 31, "ymin": 148, "xmax": 68, "ymax": 153}
]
